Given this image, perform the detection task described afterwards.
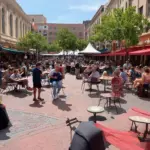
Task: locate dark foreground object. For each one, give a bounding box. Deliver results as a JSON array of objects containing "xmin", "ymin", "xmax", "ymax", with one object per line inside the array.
[
  {"xmin": 69, "ymin": 121, "xmax": 106, "ymax": 150},
  {"xmin": 0, "ymin": 104, "xmax": 10, "ymax": 130}
]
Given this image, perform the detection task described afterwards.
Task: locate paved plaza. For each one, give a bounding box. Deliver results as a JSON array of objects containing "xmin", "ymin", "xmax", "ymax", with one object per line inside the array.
[{"xmin": 0, "ymin": 74, "xmax": 150, "ymax": 150}]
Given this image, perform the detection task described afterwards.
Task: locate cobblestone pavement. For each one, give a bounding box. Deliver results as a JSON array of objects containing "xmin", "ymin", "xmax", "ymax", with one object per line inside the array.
[
  {"xmin": 0, "ymin": 74, "xmax": 150, "ymax": 150},
  {"xmin": 0, "ymin": 109, "xmax": 62, "ymax": 145}
]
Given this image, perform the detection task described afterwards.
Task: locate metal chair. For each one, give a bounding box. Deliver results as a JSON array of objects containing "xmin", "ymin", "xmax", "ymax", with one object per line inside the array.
[
  {"xmin": 66, "ymin": 118, "xmax": 81, "ymax": 141},
  {"xmin": 99, "ymin": 77, "xmax": 123, "ymax": 114}
]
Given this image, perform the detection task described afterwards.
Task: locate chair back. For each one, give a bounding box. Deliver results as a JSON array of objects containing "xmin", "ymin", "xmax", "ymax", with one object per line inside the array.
[
  {"xmin": 91, "ymin": 77, "xmax": 98, "ymax": 83},
  {"xmin": 111, "ymin": 77, "xmax": 123, "ymax": 97}
]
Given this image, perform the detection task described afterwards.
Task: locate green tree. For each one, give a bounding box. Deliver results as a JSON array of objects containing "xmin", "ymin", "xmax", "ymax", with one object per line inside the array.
[
  {"xmin": 92, "ymin": 7, "xmax": 149, "ymax": 59},
  {"xmin": 76, "ymin": 39, "xmax": 88, "ymax": 50},
  {"xmin": 56, "ymin": 28, "xmax": 77, "ymax": 51},
  {"xmin": 47, "ymin": 42, "xmax": 61, "ymax": 52},
  {"xmin": 17, "ymin": 32, "xmax": 49, "ymax": 61}
]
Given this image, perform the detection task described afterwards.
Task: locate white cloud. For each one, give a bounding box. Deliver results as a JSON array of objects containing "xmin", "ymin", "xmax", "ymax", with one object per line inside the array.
[{"xmin": 69, "ymin": 4, "xmax": 99, "ymax": 12}]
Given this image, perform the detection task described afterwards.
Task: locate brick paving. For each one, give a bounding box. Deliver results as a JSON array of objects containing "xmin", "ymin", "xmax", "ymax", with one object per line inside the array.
[{"xmin": 0, "ymin": 74, "xmax": 150, "ymax": 150}]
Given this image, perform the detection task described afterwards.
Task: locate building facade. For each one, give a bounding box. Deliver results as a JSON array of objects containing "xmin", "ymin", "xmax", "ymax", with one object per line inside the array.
[
  {"xmin": 28, "ymin": 15, "xmax": 47, "ymax": 24},
  {"xmin": 86, "ymin": 5, "xmax": 105, "ymax": 40},
  {"xmin": 105, "ymin": 0, "xmax": 119, "ymax": 11},
  {"xmin": 0, "ymin": 0, "xmax": 31, "ymax": 47},
  {"xmin": 119, "ymin": 0, "xmax": 150, "ymax": 19},
  {"xmin": 36, "ymin": 23, "xmax": 85, "ymax": 44}
]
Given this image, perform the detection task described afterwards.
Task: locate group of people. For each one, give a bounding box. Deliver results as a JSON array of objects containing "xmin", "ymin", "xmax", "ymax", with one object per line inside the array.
[
  {"xmin": 32, "ymin": 62, "xmax": 64, "ymax": 101},
  {"xmin": 81, "ymin": 60, "xmax": 150, "ymax": 93},
  {"xmin": 0, "ymin": 57, "xmax": 150, "ymax": 101}
]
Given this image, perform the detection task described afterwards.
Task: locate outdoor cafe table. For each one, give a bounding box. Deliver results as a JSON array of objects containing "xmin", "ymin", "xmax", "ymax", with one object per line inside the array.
[
  {"xmin": 87, "ymin": 106, "xmax": 104, "ymax": 123},
  {"xmin": 43, "ymin": 70, "xmax": 50, "ymax": 75},
  {"xmin": 100, "ymin": 76, "xmax": 113, "ymax": 92},
  {"xmin": 129, "ymin": 116, "xmax": 150, "ymax": 140}
]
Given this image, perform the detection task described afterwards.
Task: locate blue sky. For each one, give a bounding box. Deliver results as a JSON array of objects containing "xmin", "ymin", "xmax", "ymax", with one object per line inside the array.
[{"xmin": 16, "ymin": 0, "xmax": 107, "ymax": 23}]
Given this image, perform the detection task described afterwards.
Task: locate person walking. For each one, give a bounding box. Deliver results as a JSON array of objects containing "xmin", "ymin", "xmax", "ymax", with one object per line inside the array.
[{"xmin": 32, "ymin": 63, "xmax": 44, "ymax": 102}]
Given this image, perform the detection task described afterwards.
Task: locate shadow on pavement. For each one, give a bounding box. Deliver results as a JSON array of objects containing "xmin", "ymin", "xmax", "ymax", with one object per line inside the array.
[
  {"xmin": 5, "ymin": 90, "xmax": 32, "ymax": 98},
  {"xmin": 0, "ymin": 127, "xmax": 11, "ymax": 141},
  {"xmin": 139, "ymin": 97, "xmax": 150, "ymax": 102},
  {"xmin": 52, "ymin": 98, "xmax": 72, "ymax": 111},
  {"xmin": 118, "ymin": 98, "xmax": 127, "ymax": 104},
  {"xmin": 88, "ymin": 93, "xmax": 100, "ymax": 98},
  {"xmin": 59, "ymin": 95, "xmax": 67, "ymax": 99},
  {"xmin": 105, "ymin": 106, "xmax": 126, "ymax": 115},
  {"xmin": 29, "ymin": 101, "xmax": 44, "ymax": 108},
  {"xmin": 89, "ymin": 116, "xmax": 107, "ymax": 122}
]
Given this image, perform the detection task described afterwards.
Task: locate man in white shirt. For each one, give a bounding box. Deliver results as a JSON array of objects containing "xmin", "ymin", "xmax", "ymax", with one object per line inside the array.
[
  {"xmin": 10, "ymin": 70, "xmax": 21, "ymax": 80},
  {"xmin": 123, "ymin": 61, "xmax": 132, "ymax": 70},
  {"xmin": 88, "ymin": 65, "xmax": 100, "ymax": 82}
]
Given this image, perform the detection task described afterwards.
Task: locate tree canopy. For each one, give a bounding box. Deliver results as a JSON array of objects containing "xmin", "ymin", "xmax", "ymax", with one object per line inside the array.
[
  {"xmin": 56, "ymin": 28, "xmax": 77, "ymax": 51},
  {"xmin": 47, "ymin": 42, "xmax": 61, "ymax": 52},
  {"xmin": 17, "ymin": 32, "xmax": 49, "ymax": 52},
  {"xmin": 92, "ymin": 7, "xmax": 149, "ymax": 49},
  {"xmin": 76, "ymin": 39, "xmax": 88, "ymax": 50}
]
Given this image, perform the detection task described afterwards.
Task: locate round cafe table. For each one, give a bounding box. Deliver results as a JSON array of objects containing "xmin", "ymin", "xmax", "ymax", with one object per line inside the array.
[
  {"xmin": 129, "ymin": 116, "xmax": 150, "ymax": 140},
  {"xmin": 100, "ymin": 76, "xmax": 113, "ymax": 92},
  {"xmin": 87, "ymin": 106, "xmax": 104, "ymax": 123}
]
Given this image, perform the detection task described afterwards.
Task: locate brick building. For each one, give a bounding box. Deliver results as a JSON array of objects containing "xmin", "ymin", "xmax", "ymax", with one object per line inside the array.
[
  {"xmin": 28, "ymin": 15, "xmax": 47, "ymax": 24},
  {"xmin": 36, "ymin": 23, "xmax": 85, "ymax": 44}
]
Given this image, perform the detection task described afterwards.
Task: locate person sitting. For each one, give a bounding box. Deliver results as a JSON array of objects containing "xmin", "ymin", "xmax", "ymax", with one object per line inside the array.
[
  {"xmin": 10, "ymin": 69, "xmax": 32, "ymax": 91},
  {"xmin": 133, "ymin": 66, "xmax": 150, "ymax": 88},
  {"xmin": 50, "ymin": 65, "xmax": 63, "ymax": 100},
  {"xmin": 128, "ymin": 67, "xmax": 136, "ymax": 82},
  {"xmin": 20, "ymin": 67, "xmax": 26, "ymax": 78},
  {"xmin": 83, "ymin": 64, "xmax": 93, "ymax": 78},
  {"xmin": 88, "ymin": 65, "xmax": 100, "ymax": 82},
  {"xmin": 102, "ymin": 71, "xmax": 108, "ymax": 77},
  {"xmin": 120, "ymin": 68, "xmax": 128, "ymax": 85},
  {"xmin": 112, "ymin": 70, "xmax": 123, "ymax": 97},
  {"xmin": 135, "ymin": 66, "xmax": 142, "ymax": 79},
  {"xmin": 75, "ymin": 62, "xmax": 81, "ymax": 79}
]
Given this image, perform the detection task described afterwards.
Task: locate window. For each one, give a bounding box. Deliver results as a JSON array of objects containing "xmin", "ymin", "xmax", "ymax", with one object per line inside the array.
[
  {"xmin": 2, "ymin": 8, "xmax": 5, "ymax": 34},
  {"xmin": 23, "ymin": 24, "xmax": 24, "ymax": 37},
  {"xmin": 139, "ymin": 6, "xmax": 143, "ymax": 15},
  {"xmin": 129, "ymin": 0, "xmax": 132, "ymax": 6},
  {"xmin": 49, "ymin": 32, "xmax": 52, "ymax": 35},
  {"xmin": 16, "ymin": 18, "xmax": 18, "ymax": 38},
  {"xmin": 44, "ymin": 26, "xmax": 47, "ymax": 28},
  {"xmin": 148, "ymin": 6, "xmax": 150, "ymax": 16},
  {"xmin": 43, "ymin": 33, "xmax": 47, "ymax": 36},
  {"xmin": 9, "ymin": 14, "xmax": 13, "ymax": 36},
  {"xmin": 101, "ymin": 7, "xmax": 104, "ymax": 12},
  {"xmin": 79, "ymin": 32, "xmax": 82, "ymax": 36},
  {"xmin": 126, "ymin": 2, "xmax": 128, "ymax": 9},
  {"xmin": 20, "ymin": 22, "xmax": 22, "ymax": 37},
  {"xmin": 73, "ymin": 27, "xmax": 76, "ymax": 30},
  {"xmin": 32, "ymin": 18, "xmax": 34, "ymax": 22},
  {"xmin": 39, "ymin": 30, "xmax": 41, "ymax": 32}
]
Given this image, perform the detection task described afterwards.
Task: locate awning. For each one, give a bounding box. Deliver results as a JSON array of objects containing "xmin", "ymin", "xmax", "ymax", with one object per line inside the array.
[
  {"xmin": 129, "ymin": 49, "xmax": 150, "ymax": 55},
  {"xmin": 110, "ymin": 52, "xmax": 126, "ymax": 56},
  {"xmin": 1, "ymin": 47, "xmax": 24, "ymax": 54}
]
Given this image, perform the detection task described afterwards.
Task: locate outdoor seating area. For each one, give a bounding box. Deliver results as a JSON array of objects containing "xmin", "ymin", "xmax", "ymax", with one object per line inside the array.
[
  {"xmin": 1, "ymin": 56, "xmax": 150, "ymax": 150},
  {"xmin": 67, "ymin": 107, "xmax": 150, "ymax": 150}
]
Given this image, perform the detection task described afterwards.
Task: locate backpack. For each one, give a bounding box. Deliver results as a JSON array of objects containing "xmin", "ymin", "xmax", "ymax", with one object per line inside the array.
[{"xmin": 69, "ymin": 122, "xmax": 105, "ymax": 150}]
